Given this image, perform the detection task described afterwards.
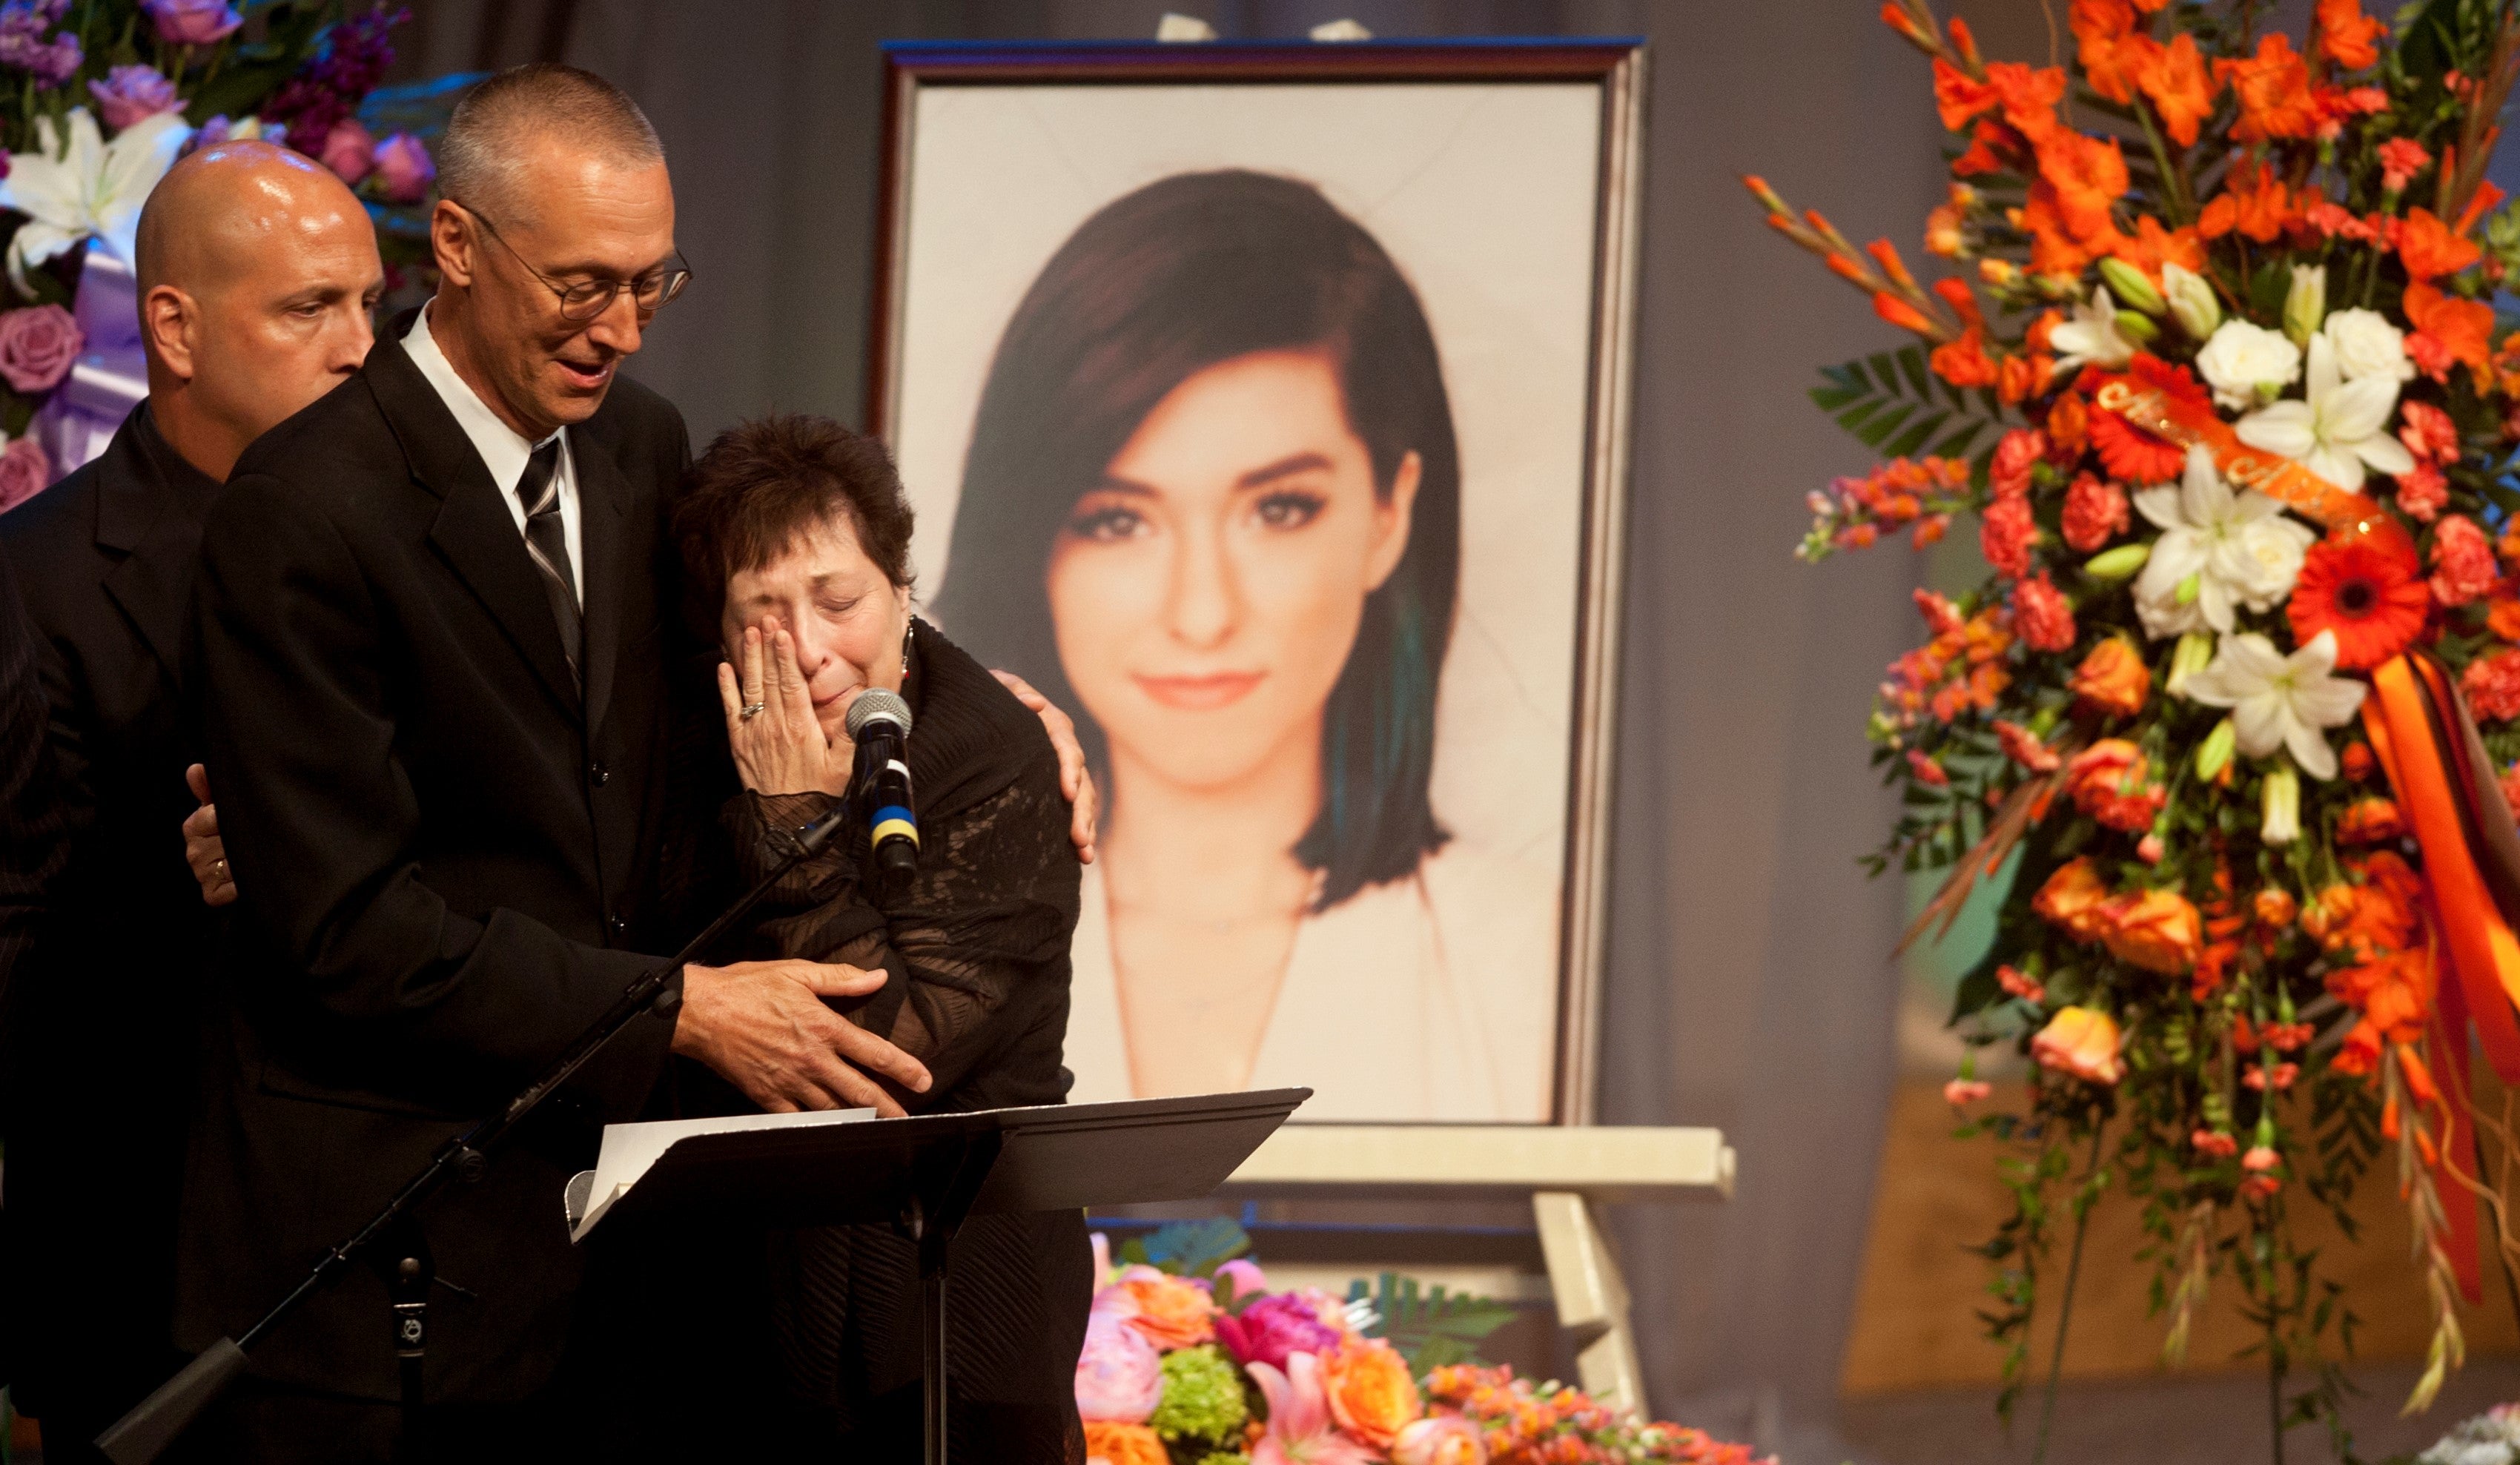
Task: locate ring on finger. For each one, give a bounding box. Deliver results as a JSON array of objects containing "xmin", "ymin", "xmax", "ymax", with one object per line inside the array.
[
  {"xmin": 741, "ymin": 701, "xmax": 767, "ymax": 720},
  {"xmin": 213, "ymin": 857, "xmax": 228, "ymax": 881}
]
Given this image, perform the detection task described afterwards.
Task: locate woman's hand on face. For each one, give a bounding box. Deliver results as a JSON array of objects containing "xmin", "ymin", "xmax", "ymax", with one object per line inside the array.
[{"xmin": 719, "ymin": 619, "xmax": 851, "ymax": 796}]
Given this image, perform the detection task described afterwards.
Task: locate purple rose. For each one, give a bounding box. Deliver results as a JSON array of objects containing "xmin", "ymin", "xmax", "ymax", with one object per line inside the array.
[
  {"xmin": 1072, "ymin": 1312, "xmax": 1161, "ymax": 1423},
  {"xmin": 88, "ymin": 64, "xmax": 181, "ymax": 132},
  {"xmin": 320, "ymin": 119, "xmax": 374, "ymax": 185},
  {"xmin": 1215, "ymin": 1292, "xmax": 1341, "ymax": 1372},
  {"xmin": 0, "ymin": 1, "xmax": 80, "ymax": 87},
  {"xmin": 0, "ymin": 434, "xmax": 52, "ymax": 514},
  {"xmin": 142, "ymin": 0, "xmax": 241, "ymax": 46},
  {"xmin": 0, "ymin": 305, "xmax": 82, "ymax": 394},
  {"xmin": 371, "ymin": 131, "xmax": 434, "ymax": 205}
]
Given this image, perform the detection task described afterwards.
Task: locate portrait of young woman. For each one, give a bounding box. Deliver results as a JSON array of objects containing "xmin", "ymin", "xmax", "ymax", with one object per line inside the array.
[{"xmin": 875, "ymin": 62, "xmax": 1640, "ymax": 1122}]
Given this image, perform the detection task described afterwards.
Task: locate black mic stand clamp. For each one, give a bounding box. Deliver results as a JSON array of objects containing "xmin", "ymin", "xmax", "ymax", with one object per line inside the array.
[{"xmin": 94, "ymin": 802, "xmax": 856, "ymax": 1465}]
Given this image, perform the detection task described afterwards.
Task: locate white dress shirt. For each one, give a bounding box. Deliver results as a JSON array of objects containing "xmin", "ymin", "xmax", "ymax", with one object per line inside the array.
[{"xmin": 403, "ymin": 304, "xmax": 583, "ymax": 604}]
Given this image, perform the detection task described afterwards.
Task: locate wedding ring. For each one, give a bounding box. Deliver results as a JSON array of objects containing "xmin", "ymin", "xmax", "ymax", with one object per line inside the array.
[
  {"xmin": 741, "ymin": 701, "xmax": 767, "ymax": 720},
  {"xmin": 213, "ymin": 858, "xmax": 228, "ymax": 882}
]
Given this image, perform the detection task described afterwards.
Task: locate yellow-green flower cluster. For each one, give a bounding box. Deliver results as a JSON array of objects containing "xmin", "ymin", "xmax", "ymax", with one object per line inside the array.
[{"xmin": 1151, "ymin": 1344, "xmax": 1248, "ymax": 1446}]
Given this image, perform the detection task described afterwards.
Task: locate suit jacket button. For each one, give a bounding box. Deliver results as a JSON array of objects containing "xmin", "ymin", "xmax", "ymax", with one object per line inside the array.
[
  {"xmin": 607, "ymin": 915, "xmax": 629, "ymax": 938},
  {"xmin": 589, "ymin": 762, "xmax": 610, "ymax": 787}
]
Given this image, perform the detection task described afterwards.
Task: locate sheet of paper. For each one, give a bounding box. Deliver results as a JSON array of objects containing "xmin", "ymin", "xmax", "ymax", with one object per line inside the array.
[{"xmin": 570, "ymin": 1106, "xmax": 875, "ymax": 1241}]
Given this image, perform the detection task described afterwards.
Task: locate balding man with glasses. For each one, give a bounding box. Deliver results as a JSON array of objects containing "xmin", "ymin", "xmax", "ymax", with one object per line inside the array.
[{"xmin": 177, "ymin": 64, "xmax": 937, "ymax": 1461}]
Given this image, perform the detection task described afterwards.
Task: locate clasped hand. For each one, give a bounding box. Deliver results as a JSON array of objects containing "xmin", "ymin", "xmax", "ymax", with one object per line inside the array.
[{"xmin": 717, "ymin": 619, "xmax": 851, "ymax": 796}]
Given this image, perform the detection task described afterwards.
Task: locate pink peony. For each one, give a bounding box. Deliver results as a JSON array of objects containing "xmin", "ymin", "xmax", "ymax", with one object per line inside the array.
[
  {"xmin": 2430, "ymin": 514, "xmax": 2498, "ymax": 606},
  {"xmin": 371, "ymin": 132, "xmax": 434, "ymax": 204},
  {"xmin": 1250, "ymin": 1353, "xmax": 1378, "ymax": 1465},
  {"xmin": 0, "ymin": 305, "xmax": 80, "ymax": 393},
  {"xmin": 320, "ymin": 119, "xmax": 374, "ymax": 185},
  {"xmin": 1216, "ymin": 1291, "xmax": 1342, "ymax": 1372},
  {"xmin": 1980, "ymin": 494, "xmax": 2037, "ymax": 579},
  {"xmin": 1074, "ymin": 1312, "xmax": 1163, "ymax": 1423},
  {"xmin": 1214, "ymin": 1257, "xmax": 1269, "ymax": 1302},
  {"xmin": 2060, "ymin": 472, "xmax": 2129, "ymax": 552},
  {"xmin": 2011, "ymin": 571, "xmax": 2076, "ymax": 652},
  {"xmin": 87, "ymin": 65, "xmax": 179, "ymax": 132},
  {"xmin": 143, "ymin": 0, "xmax": 241, "ymax": 45},
  {"xmin": 0, "ymin": 434, "xmax": 50, "ymax": 513},
  {"xmin": 1392, "ymin": 1413, "xmax": 1489, "ymax": 1465}
]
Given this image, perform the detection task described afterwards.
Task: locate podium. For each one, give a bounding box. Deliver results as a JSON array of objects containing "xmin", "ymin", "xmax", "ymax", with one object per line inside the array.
[{"xmin": 575, "ymin": 1088, "xmax": 1309, "ymax": 1464}]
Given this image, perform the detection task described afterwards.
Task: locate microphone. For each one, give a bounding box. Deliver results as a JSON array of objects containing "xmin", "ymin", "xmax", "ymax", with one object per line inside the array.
[{"xmin": 844, "ymin": 688, "xmax": 918, "ymax": 899}]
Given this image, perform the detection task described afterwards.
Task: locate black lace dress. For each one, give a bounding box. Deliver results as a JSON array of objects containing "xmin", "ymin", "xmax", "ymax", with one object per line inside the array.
[{"xmin": 649, "ymin": 618, "xmax": 1091, "ymax": 1462}]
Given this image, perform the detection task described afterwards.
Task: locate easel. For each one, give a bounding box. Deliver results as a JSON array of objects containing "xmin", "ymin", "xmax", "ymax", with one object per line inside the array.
[{"xmin": 1220, "ymin": 1125, "xmax": 1734, "ymax": 1413}]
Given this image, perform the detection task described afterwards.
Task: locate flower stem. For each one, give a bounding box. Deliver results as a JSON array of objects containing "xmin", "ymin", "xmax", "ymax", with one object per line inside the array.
[
  {"xmin": 2032, "ymin": 1123, "xmax": 2108, "ymax": 1465},
  {"xmin": 2132, "ymin": 96, "xmax": 2192, "ymax": 224}
]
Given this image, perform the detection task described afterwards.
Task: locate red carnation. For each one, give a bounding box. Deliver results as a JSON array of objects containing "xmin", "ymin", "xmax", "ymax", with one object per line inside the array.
[
  {"xmin": 2430, "ymin": 514, "xmax": 2498, "ymax": 606},
  {"xmin": 2394, "ymin": 460, "xmax": 2448, "ymax": 522},
  {"xmin": 2464, "ymin": 648, "xmax": 2520, "ymax": 722},
  {"xmin": 2013, "ymin": 571, "xmax": 2077, "ymax": 652},
  {"xmin": 1990, "ymin": 428, "xmax": 2046, "ymax": 499},
  {"xmin": 1981, "ymin": 495, "xmax": 2037, "ymax": 579},
  {"xmin": 2060, "ymin": 473, "xmax": 2131, "ymax": 552}
]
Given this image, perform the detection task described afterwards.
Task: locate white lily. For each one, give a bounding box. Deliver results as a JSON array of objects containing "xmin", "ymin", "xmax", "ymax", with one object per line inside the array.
[
  {"xmin": 2232, "ymin": 333, "xmax": 2415, "ymax": 493},
  {"xmin": 2131, "ymin": 445, "xmax": 2316, "ymax": 639},
  {"xmin": 2180, "ymin": 629, "xmax": 2366, "ymax": 781},
  {"xmin": 2048, "ymin": 285, "xmax": 2137, "ymax": 376},
  {"xmin": 0, "ymin": 107, "xmax": 190, "ymax": 297}
]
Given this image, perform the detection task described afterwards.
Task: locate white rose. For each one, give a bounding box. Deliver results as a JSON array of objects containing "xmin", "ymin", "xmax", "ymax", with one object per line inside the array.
[
  {"xmin": 2195, "ymin": 320, "xmax": 2303, "ymax": 411},
  {"xmin": 2321, "ymin": 307, "xmax": 2415, "ymax": 383}
]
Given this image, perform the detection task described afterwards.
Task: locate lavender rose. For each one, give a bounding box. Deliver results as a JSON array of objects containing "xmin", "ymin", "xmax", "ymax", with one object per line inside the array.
[
  {"xmin": 1214, "ymin": 1292, "xmax": 1341, "ymax": 1372},
  {"xmin": 0, "ymin": 434, "xmax": 51, "ymax": 513},
  {"xmin": 371, "ymin": 132, "xmax": 434, "ymax": 205},
  {"xmin": 88, "ymin": 64, "xmax": 180, "ymax": 132},
  {"xmin": 1073, "ymin": 1312, "xmax": 1162, "ymax": 1423},
  {"xmin": 0, "ymin": 305, "xmax": 82, "ymax": 394},
  {"xmin": 320, "ymin": 119, "xmax": 375, "ymax": 185},
  {"xmin": 142, "ymin": 0, "xmax": 242, "ymax": 45}
]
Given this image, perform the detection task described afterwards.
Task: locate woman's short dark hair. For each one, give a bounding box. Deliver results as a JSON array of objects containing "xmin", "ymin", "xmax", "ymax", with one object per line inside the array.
[
  {"xmin": 933, "ymin": 168, "xmax": 1459, "ymax": 910},
  {"xmin": 674, "ymin": 413, "xmax": 916, "ymax": 620}
]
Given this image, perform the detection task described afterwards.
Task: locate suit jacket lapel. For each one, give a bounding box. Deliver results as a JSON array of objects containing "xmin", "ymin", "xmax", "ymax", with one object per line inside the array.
[
  {"xmin": 573, "ymin": 431, "xmax": 629, "ymax": 739},
  {"xmin": 91, "ymin": 409, "xmax": 196, "ymax": 680},
  {"xmin": 365, "ymin": 330, "xmax": 582, "ymax": 721}
]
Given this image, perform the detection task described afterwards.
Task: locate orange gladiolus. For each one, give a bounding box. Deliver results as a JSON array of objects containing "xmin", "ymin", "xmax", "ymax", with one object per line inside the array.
[
  {"xmin": 2404, "ymin": 280, "xmax": 2494, "ymax": 388},
  {"xmin": 1082, "ymin": 1422, "xmax": 1169, "ymax": 1465},
  {"xmin": 2112, "ymin": 216, "xmax": 2206, "ymax": 282},
  {"xmin": 2198, "ymin": 160, "xmax": 2295, "ymax": 242},
  {"xmin": 2135, "ymin": 32, "xmax": 2218, "ymax": 146},
  {"xmin": 2315, "ymin": 0, "xmax": 2386, "ymax": 70},
  {"xmin": 1874, "ymin": 291, "xmax": 1939, "ymax": 337},
  {"xmin": 2032, "ymin": 1005, "xmax": 2126, "ymax": 1084},
  {"xmin": 2399, "ymin": 207, "xmax": 2483, "ymax": 281},
  {"xmin": 2071, "ymin": 0, "xmax": 2156, "ymax": 105},
  {"xmin": 2034, "ymin": 858, "xmax": 2116, "ymax": 942},
  {"xmin": 2035, "ymin": 130, "xmax": 2130, "ymax": 244},
  {"xmin": 2216, "ymin": 33, "xmax": 2323, "ymax": 142},
  {"xmin": 1986, "ymin": 60, "xmax": 2068, "ymax": 139},
  {"xmin": 2071, "ymin": 638, "xmax": 2152, "ymax": 717},
  {"xmin": 1934, "ymin": 58, "xmax": 2000, "ymax": 131},
  {"xmin": 2100, "ymin": 887, "xmax": 2204, "ymax": 973},
  {"xmin": 1932, "ymin": 328, "xmax": 2001, "ymax": 388},
  {"xmin": 1997, "ymin": 350, "xmax": 2051, "ymax": 404},
  {"xmin": 1323, "ymin": 1339, "xmax": 1423, "ymax": 1450}
]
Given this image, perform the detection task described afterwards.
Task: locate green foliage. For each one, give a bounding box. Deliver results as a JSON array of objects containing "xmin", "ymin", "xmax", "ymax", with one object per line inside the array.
[
  {"xmin": 1117, "ymin": 1217, "xmax": 1251, "ymax": 1281},
  {"xmin": 1345, "ymin": 1272, "xmax": 1517, "ymax": 1372},
  {"xmin": 1810, "ymin": 345, "xmax": 2006, "ymax": 466}
]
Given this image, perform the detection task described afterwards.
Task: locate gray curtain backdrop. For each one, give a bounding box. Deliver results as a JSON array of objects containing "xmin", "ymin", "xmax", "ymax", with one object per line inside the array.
[{"xmin": 400, "ymin": 1, "xmax": 1966, "ymax": 1453}]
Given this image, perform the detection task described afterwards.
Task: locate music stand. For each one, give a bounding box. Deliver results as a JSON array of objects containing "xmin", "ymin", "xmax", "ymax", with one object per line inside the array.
[{"xmin": 576, "ymin": 1088, "xmax": 1309, "ymax": 1465}]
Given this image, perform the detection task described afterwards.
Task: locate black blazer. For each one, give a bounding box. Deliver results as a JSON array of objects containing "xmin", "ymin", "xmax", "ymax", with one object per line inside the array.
[
  {"xmin": 179, "ymin": 320, "xmax": 692, "ymax": 1401},
  {"xmin": 0, "ymin": 408, "xmax": 216, "ymax": 1413}
]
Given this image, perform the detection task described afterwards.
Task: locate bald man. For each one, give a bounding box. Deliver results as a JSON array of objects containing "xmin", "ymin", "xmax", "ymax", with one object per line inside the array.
[{"xmin": 0, "ymin": 142, "xmax": 381, "ymax": 1461}]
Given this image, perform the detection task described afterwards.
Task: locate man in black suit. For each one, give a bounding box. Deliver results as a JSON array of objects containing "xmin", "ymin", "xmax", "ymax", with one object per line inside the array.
[
  {"xmin": 181, "ymin": 66, "xmax": 934, "ymax": 1461},
  {"xmin": 0, "ymin": 140, "xmax": 386, "ymax": 1462},
  {"xmin": 0, "ymin": 549, "xmax": 65, "ymax": 1016}
]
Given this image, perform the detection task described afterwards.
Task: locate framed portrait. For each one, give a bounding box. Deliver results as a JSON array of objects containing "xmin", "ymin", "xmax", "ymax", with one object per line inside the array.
[{"xmin": 867, "ymin": 38, "xmax": 1646, "ymax": 1125}]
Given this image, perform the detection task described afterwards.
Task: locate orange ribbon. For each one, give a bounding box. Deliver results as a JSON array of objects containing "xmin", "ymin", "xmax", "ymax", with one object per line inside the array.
[{"xmin": 2093, "ymin": 378, "xmax": 2417, "ymax": 566}]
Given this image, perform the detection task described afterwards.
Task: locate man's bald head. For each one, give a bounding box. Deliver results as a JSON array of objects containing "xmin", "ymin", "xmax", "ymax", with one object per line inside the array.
[{"xmin": 136, "ymin": 139, "xmax": 384, "ymax": 480}]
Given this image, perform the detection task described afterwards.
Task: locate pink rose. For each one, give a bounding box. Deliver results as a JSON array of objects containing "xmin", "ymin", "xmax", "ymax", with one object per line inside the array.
[
  {"xmin": 87, "ymin": 65, "xmax": 180, "ymax": 133},
  {"xmin": 0, "ymin": 434, "xmax": 52, "ymax": 514},
  {"xmin": 142, "ymin": 0, "xmax": 242, "ymax": 45},
  {"xmin": 320, "ymin": 119, "xmax": 375, "ymax": 185},
  {"xmin": 1073, "ymin": 1312, "xmax": 1162, "ymax": 1423},
  {"xmin": 0, "ymin": 305, "xmax": 82, "ymax": 394},
  {"xmin": 1215, "ymin": 1291, "xmax": 1342, "ymax": 1372},
  {"xmin": 371, "ymin": 132, "xmax": 434, "ymax": 205},
  {"xmin": 1393, "ymin": 1415, "xmax": 1489, "ymax": 1465}
]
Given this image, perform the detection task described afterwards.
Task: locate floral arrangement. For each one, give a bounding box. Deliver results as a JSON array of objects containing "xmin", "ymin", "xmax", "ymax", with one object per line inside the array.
[
  {"xmin": 1747, "ymin": 0, "xmax": 2520, "ymax": 1452},
  {"xmin": 1074, "ymin": 1221, "xmax": 1766, "ymax": 1465},
  {"xmin": 2412, "ymin": 1402, "xmax": 2520, "ymax": 1465},
  {"xmin": 0, "ymin": 0, "xmax": 452, "ymax": 513}
]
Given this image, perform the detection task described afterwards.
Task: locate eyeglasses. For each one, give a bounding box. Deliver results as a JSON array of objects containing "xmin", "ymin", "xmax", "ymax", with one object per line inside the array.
[{"xmin": 457, "ymin": 202, "xmax": 692, "ymax": 323}]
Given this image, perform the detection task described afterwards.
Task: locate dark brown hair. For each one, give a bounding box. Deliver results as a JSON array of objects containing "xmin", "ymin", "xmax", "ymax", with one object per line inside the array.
[
  {"xmin": 673, "ymin": 414, "xmax": 916, "ymax": 621},
  {"xmin": 933, "ymin": 169, "xmax": 1458, "ymax": 910}
]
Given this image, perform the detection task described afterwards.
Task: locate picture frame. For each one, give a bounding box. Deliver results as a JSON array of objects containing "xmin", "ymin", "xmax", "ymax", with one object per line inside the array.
[{"xmin": 865, "ymin": 36, "xmax": 1647, "ymax": 1125}]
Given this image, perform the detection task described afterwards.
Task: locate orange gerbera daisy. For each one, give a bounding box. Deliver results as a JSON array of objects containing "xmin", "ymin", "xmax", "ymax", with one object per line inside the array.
[
  {"xmin": 2398, "ymin": 207, "xmax": 2482, "ymax": 281},
  {"xmin": 2135, "ymin": 32, "xmax": 2218, "ymax": 147},
  {"xmin": 2288, "ymin": 536, "xmax": 2430, "ymax": 670},
  {"xmin": 2315, "ymin": 0, "xmax": 2386, "ymax": 70},
  {"xmin": 2218, "ymin": 33, "xmax": 2323, "ymax": 142}
]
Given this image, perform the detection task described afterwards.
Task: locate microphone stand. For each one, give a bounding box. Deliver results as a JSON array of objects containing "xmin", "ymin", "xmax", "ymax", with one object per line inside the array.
[{"xmin": 96, "ymin": 800, "xmax": 856, "ymax": 1465}]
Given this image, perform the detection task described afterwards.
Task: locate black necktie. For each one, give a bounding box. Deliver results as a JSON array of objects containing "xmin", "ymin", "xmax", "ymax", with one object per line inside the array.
[{"xmin": 514, "ymin": 437, "xmax": 581, "ymax": 687}]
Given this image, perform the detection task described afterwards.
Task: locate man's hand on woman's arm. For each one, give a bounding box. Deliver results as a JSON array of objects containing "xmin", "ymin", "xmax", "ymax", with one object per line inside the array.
[
  {"xmin": 991, "ymin": 669, "xmax": 1099, "ymax": 864},
  {"xmin": 672, "ymin": 959, "xmax": 932, "ymax": 1117}
]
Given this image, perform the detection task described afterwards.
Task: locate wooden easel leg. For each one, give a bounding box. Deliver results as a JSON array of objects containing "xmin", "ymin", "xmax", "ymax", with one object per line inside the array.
[{"xmin": 1532, "ymin": 1191, "xmax": 1644, "ymax": 1415}]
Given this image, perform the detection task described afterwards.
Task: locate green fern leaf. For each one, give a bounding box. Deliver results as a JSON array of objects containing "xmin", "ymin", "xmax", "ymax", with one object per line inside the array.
[{"xmin": 1343, "ymin": 1272, "xmax": 1518, "ymax": 1372}]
